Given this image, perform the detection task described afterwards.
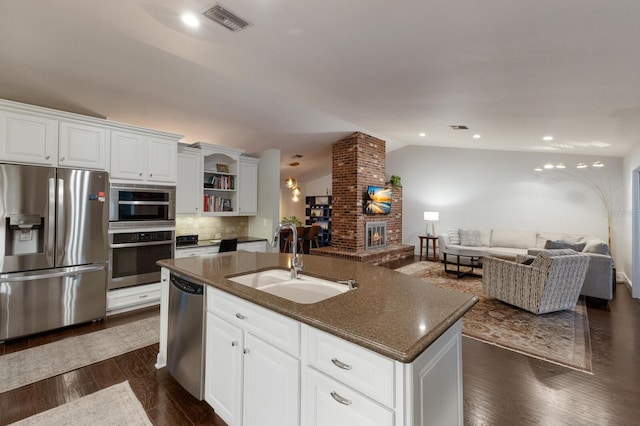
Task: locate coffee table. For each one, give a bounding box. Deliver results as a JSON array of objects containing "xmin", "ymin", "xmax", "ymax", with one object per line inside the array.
[{"xmin": 442, "ymin": 249, "xmax": 483, "ymax": 279}]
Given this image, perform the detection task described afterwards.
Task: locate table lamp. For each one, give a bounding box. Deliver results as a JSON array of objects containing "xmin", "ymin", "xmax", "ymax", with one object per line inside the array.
[{"xmin": 424, "ymin": 211, "xmax": 439, "ymax": 236}]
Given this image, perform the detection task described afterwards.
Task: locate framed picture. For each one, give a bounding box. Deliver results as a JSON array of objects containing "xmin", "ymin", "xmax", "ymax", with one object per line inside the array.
[
  {"xmin": 311, "ymin": 208, "xmax": 323, "ymax": 217},
  {"xmin": 216, "ymin": 164, "xmax": 229, "ymax": 173},
  {"xmin": 315, "ymin": 196, "xmax": 329, "ymax": 205}
]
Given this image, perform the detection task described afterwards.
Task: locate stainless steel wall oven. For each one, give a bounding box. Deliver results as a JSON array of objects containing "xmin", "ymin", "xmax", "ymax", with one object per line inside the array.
[
  {"xmin": 108, "ymin": 228, "xmax": 175, "ymax": 290},
  {"xmin": 108, "ymin": 183, "xmax": 176, "ymax": 290}
]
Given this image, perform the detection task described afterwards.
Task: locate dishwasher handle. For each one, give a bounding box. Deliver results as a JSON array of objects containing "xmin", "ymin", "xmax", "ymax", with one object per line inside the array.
[{"xmin": 170, "ymin": 274, "xmax": 204, "ymax": 295}]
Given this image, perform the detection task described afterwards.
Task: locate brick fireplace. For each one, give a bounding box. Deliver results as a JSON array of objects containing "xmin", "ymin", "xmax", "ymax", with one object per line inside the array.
[{"xmin": 311, "ymin": 132, "xmax": 414, "ymax": 265}]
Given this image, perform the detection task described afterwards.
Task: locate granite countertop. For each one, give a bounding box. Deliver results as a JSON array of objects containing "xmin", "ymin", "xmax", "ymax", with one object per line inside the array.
[
  {"xmin": 158, "ymin": 252, "xmax": 477, "ymax": 363},
  {"xmin": 175, "ymin": 236, "xmax": 268, "ymax": 249}
]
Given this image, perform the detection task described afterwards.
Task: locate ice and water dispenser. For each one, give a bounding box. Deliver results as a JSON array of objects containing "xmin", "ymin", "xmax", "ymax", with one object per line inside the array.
[{"xmin": 5, "ymin": 214, "xmax": 45, "ymax": 256}]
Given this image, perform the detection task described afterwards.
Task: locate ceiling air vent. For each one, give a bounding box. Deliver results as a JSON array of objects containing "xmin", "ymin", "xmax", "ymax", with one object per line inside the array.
[
  {"xmin": 202, "ymin": 4, "xmax": 252, "ymax": 32},
  {"xmin": 450, "ymin": 125, "xmax": 469, "ymax": 130}
]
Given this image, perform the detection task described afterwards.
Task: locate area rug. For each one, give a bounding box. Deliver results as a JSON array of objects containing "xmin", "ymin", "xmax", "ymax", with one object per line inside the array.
[
  {"xmin": 0, "ymin": 315, "xmax": 160, "ymax": 394},
  {"xmin": 396, "ymin": 262, "xmax": 592, "ymax": 373},
  {"xmin": 9, "ymin": 381, "xmax": 152, "ymax": 425}
]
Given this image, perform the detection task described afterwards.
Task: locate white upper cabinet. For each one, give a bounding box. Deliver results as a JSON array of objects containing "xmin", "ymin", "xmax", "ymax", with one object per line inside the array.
[
  {"xmin": 147, "ymin": 137, "xmax": 178, "ymax": 183},
  {"xmin": 238, "ymin": 156, "xmax": 259, "ymax": 216},
  {"xmin": 176, "ymin": 145, "xmax": 203, "ymax": 215},
  {"xmin": 0, "ymin": 110, "xmax": 58, "ymax": 166},
  {"xmin": 110, "ymin": 131, "xmax": 178, "ymax": 184},
  {"xmin": 58, "ymin": 121, "xmax": 109, "ymax": 170},
  {"xmin": 0, "ymin": 99, "xmax": 183, "ymax": 176},
  {"xmin": 110, "ymin": 130, "xmax": 147, "ymax": 180}
]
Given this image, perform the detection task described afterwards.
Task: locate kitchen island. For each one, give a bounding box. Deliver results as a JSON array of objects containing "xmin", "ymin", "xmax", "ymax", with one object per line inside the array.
[{"xmin": 157, "ymin": 252, "xmax": 477, "ymax": 426}]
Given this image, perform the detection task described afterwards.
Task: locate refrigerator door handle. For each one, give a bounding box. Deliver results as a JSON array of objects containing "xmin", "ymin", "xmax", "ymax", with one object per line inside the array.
[
  {"xmin": 0, "ymin": 264, "xmax": 106, "ymax": 282},
  {"xmin": 47, "ymin": 177, "xmax": 57, "ymax": 260},
  {"xmin": 56, "ymin": 177, "xmax": 65, "ymax": 263}
]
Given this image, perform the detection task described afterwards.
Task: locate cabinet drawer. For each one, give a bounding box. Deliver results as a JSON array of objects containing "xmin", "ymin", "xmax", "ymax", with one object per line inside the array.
[
  {"xmin": 304, "ymin": 367, "xmax": 394, "ymax": 426},
  {"xmin": 207, "ymin": 287, "xmax": 300, "ymax": 357},
  {"xmin": 304, "ymin": 326, "xmax": 395, "ymax": 408}
]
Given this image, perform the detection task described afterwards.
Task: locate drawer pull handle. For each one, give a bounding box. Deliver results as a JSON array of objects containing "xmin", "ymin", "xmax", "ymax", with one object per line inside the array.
[
  {"xmin": 231, "ymin": 341, "xmax": 238, "ymax": 347},
  {"xmin": 331, "ymin": 358, "xmax": 352, "ymax": 370},
  {"xmin": 235, "ymin": 313, "xmax": 247, "ymax": 320},
  {"xmin": 330, "ymin": 391, "xmax": 352, "ymax": 406}
]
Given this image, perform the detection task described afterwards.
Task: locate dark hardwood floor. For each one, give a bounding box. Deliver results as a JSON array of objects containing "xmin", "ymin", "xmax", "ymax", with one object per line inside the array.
[{"xmin": 1, "ymin": 256, "xmax": 639, "ymax": 425}]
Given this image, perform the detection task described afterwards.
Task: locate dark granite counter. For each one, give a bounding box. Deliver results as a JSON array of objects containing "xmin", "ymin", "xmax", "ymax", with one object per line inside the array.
[
  {"xmin": 158, "ymin": 252, "xmax": 477, "ymax": 363},
  {"xmin": 175, "ymin": 236, "xmax": 268, "ymax": 250}
]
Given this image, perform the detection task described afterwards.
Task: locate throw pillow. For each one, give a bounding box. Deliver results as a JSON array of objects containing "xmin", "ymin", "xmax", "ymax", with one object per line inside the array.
[
  {"xmin": 583, "ymin": 239, "xmax": 610, "ymax": 255},
  {"xmin": 544, "ymin": 240, "xmax": 587, "ymax": 252},
  {"xmin": 531, "ymin": 249, "xmax": 578, "ymax": 268},
  {"xmin": 459, "ymin": 229, "xmax": 482, "ymax": 247},
  {"xmin": 447, "ymin": 229, "xmax": 461, "ymax": 245}
]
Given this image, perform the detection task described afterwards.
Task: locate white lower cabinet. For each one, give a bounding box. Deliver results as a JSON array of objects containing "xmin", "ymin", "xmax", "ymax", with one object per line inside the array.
[
  {"xmin": 243, "ymin": 333, "xmax": 299, "ymax": 426},
  {"xmin": 304, "ymin": 368, "xmax": 394, "ymax": 426},
  {"xmin": 205, "ymin": 287, "xmax": 300, "ymax": 426},
  {"xmin": 205, "ymin": 312, "xmax": 243, "ymax": 425}
]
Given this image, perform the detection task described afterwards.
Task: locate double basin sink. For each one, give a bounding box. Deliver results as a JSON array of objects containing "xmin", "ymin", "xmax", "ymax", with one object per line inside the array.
[{"xmin": 227, "ymin": 269, "xmax": 353, "ymax": 304}]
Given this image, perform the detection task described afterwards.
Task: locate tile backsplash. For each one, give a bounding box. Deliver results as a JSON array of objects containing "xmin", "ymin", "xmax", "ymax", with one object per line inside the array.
[{"xmin": 176, "ymin": 216, "xmax": 249, "ymax": 240}]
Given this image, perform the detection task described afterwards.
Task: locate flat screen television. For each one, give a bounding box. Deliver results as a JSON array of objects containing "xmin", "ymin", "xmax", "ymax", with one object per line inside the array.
[{"xmin": 364, "ymin": 185, "xmax": 392, "ymax": 214}]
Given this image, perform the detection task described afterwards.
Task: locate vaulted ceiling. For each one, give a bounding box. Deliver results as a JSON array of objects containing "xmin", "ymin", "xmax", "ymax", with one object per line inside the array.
[{"xmin": 1, "ymin": 0, "xmax": 638, "ymax": 181}]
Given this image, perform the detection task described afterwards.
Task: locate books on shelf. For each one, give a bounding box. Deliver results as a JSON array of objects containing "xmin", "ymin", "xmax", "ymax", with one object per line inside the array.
[
  {"xmin": 205, "ymin": 174, "xmax": 235, "ymax": 190},
  {"xmin": 203, "ymin": 194, "xmax": 233, "ymax": 212}
]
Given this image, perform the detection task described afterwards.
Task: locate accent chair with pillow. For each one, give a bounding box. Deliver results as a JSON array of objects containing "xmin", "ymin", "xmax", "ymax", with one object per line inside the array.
[
  {"xmin": 482, "ymin": 249, "xmax": 590, "ymax": 314},
  {"xmin": 528, "ymin": 238, "xmax": 613, "ymax": 301}
]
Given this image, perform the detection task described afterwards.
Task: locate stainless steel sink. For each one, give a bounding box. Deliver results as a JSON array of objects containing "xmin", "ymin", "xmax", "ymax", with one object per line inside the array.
[{"xmin": 227, "ymin": 269, "xmax": 350, "ymax": 304}]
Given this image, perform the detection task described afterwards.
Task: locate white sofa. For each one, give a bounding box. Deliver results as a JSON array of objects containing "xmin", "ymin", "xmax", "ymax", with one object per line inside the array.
[{"xmin": 437, "ymin": 228, "xmax": 613, "ymax": 301}]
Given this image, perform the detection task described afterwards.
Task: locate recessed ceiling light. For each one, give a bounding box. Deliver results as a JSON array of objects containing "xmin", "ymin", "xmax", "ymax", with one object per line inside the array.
[
  {"xmin": 576, "ymin": 163, "xmax": 588, "ymax": 169},
  {"xmin": 543, "ymin": 163, "xmax": 555, "ymax": 169},
  {"xmin": 288, "ymin": 162, "xmax": 300, "ymax": 167},
  {"xmin": 419, "ymin": 132, "xmax": 426, "ymax": 137},
  {"xmin": 291, "ymin": 154, "xmax": 303, "ymax": 159},
  {"xmin": 543, "ymin": 135, "xmax": 554, "ymax": 141},
  {"xmin": 534, "ymin": 166, "xmax": 543, "ymax": 172},
  {"xmin": 472, "ymin": 134, "xmax": 481, "ymax": 139},
  {"xmin": 181, "ymin": 13, "xmax": 200, "ymax": 28},
  {"xmin": 556, "ymin": 163, "xmax": 566, "ymax": 169},
  {"xmin": 592, "ymin": 161, "xmax": 604, "ymax": 168}
]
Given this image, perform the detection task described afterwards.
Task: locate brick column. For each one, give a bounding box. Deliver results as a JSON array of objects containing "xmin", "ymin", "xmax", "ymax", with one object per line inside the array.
[{"xmin": 332, "ymin": 132, "xmax": 403, "ymax": 252}]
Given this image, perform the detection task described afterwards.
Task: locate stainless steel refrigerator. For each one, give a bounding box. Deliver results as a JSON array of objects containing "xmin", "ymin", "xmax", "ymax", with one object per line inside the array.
[{"xmin": 0, "ymin": 164, "xmax": 109, "ymax": 341}]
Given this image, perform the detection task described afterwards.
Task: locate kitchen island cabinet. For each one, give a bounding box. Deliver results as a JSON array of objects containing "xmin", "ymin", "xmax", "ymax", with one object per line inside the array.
[{"xmin": 157, "ymin": 252, "xmax": 477, "ymax": 426}]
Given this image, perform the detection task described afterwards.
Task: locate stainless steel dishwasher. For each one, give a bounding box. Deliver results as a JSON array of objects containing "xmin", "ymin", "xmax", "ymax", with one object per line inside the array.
[{"xmin": 167, "ymin": 273, "xmax": 205, "ymax": 400}]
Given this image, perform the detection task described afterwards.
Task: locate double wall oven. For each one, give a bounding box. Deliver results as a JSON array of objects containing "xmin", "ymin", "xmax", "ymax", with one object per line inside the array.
[{"xmin": 108, "ymin": 183, "xmax": 176, "ymax": 290}]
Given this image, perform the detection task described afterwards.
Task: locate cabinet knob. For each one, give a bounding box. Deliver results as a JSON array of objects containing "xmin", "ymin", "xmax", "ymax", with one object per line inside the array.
[
  {"xmin": 139, "ymin": 172, "xmax": 143, "ymax": 176},
  {"xmin": 330, "ymin": 391, "xmax": 352, "ymax": 406},
  {"xmin": 243, "ymin": 348, "xmax": 250, "ymax": 354},
  {"xmin": 235, "ymin": 313, "xmax": 247, "ymax": 320},
  {"xmin": 149, "ymin": 173, "xmax": 153, "ymax": 177},
  {"xmin": 231, "ymin": 341, "xmax": 238, "ymax": 347},
  {"xmin": 60, "ymin": 157, "xmax": 65, "ymax": 162},
  {"xmin": 45, "ymin": 155, "xmax": 50, "ymax": 160}
]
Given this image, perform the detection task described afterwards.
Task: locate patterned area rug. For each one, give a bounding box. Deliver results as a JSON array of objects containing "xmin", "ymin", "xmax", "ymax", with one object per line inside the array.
[
  {"xmin": 396, "ymin": 262, "xmax": 592, "ymax": 373},
  {"xmin": 9, "ymin": 381, "xmax": 151, "ymax": 425},
  {"xmin": 0, "ymin": 315, "xmax": 160, "ymax": 393}
]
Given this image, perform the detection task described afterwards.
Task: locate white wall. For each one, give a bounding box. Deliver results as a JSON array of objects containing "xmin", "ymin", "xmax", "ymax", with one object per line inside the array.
[
  {"xmin": 248, "ymin": 149, "xmax": 281, "ymax": 247},
  {"xmin": 622, "ymin": 141, "xmax": 640, "ymax": 296},
  {"xmin": 387, "ymin": 145, "xmax": 623, "ymax": 261}
]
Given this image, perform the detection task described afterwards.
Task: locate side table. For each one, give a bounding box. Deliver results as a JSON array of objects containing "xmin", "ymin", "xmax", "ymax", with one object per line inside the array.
[{"xmin": 418, "ymin": 235, "xmax": 439, "ymax": 261}]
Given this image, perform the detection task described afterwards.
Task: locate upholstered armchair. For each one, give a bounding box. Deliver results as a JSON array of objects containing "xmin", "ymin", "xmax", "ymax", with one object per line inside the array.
[{"xmin": 482, "ymin": 249, "xmax": 590, "ymax": 314}]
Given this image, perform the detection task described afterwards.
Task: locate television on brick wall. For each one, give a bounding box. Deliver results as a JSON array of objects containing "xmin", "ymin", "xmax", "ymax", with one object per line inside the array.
[{"xmin": 364, "ymin": 186, "xmax": 392, "ymax": 214}]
